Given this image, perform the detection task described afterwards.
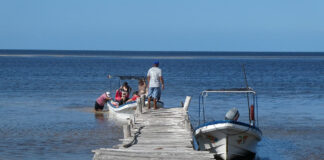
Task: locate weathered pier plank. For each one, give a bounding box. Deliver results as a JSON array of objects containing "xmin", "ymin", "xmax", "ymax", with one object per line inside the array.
[{"xmin": 93, "ymin": 99, "xmax": 214, "ymax": 160}]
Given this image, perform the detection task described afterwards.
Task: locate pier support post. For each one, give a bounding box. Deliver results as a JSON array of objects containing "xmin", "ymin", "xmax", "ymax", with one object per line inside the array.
[
  {"xmin": 133, "ymin": 115, "xmax": 136, "ymax": 127},
  {"xmin": 140, "ymin": 95, "xmax": 145, "ymax": 111},
  {"xmin": 123, "ymin": 124, "xmax": 131, "ymax": 138},
  {"xmin": 127, "ymin": 118, "xmax": 133, "ymax": 128},
  {"xmin": 136, "ymin": 97, "xmax": 142, "ymax": 114},
  {"xmin": 183, "ymin": 96, "xmax": 192, "ymax": 112}
]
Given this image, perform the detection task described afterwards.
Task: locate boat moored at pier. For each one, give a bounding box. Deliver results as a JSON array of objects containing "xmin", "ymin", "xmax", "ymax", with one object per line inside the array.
[{"xmin": 193, "ymin": 88, "xmax": 262, "ymax": 160}]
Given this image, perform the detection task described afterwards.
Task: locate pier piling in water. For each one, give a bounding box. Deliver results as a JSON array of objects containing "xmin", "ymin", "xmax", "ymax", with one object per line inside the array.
[
  {"xmin": 123, "ymin": 124, "xmax": 131, "ymax": 139},
  {"xmin": 136, "ymin": 98, "xmax": 142, "ymax": 114},
  {"xmin": 183, "ymin": 96, "xmax": 192, "ymax": 112}
]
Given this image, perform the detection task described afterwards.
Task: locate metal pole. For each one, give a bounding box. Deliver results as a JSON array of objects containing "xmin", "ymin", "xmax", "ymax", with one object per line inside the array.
[
  {"xmin": 202, "ymin": 95, "xmax": 206, "ymax": 124},
  {"xmin": 242, "ymin": 64, "xmax": 251, "ymax": 123},
  {"xmin": 198, "ymin": 94, "xmax": 201, "ymax": 126}
]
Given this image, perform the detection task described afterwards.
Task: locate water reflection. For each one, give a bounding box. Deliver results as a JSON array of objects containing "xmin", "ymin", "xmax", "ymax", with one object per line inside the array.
[{"xmin": 94, "ymin": 113, "xmax": 105, "ymax": 123}]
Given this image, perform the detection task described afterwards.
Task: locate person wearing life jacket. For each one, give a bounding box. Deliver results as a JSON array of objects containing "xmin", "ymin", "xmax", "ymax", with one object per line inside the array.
[
  {"xmin": 115, "ymin": 82, "xmax": 131, "ymax": 105},
  {"xmin": 94, "ymin": 92, "xmax": 112, "ymax": 111}
]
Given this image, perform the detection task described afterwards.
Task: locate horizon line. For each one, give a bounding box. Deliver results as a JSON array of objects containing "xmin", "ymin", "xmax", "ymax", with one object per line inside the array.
[{"xmin": 1, "ymin": 49, "xmax": 324, "ymax": 53}]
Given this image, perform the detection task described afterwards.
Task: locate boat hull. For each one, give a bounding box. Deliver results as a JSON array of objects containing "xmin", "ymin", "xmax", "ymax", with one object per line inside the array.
[
  {"xmin": 107, "ymin": 101, "xmax": 164, "ymax": 114},
  {"xmin": 194, "ymin": 121, "xmax": 262, "ymax": 160},
  {"xmin": 107, "ymin": 101, "xmax": 137, "ymax": 114}
]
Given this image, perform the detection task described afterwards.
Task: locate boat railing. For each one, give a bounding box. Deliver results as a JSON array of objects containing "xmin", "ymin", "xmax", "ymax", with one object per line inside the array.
[
  {"xmin": 202, "ymin": 88, "xmax": 256, "ymax": 95},
  {"xmin": 198, "ymin": 88, "xmax": 259, "ymax": 128}
]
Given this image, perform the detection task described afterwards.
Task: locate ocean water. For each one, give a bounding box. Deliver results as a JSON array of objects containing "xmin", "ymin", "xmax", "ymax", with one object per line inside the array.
[{"xmin": 0, "ymin": 51, "xmax": 324, "ymax": 160}]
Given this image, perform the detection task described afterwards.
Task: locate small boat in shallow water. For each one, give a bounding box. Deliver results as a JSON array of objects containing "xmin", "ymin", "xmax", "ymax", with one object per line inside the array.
[
  {"xmin": 193, "ymin": 88, "xmax": 262, "ymax": 160},
  {"xmin": 106, "ymin": 75, "xmax": 164, "ymax": 115}
]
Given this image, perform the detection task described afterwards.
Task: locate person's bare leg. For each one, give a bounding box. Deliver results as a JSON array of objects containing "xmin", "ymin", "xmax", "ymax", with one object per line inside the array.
[
  {"xmin": 148, "ymin": 97, "xmax": 151, "ymax": 109},
  {"xmin": 153, "ymin": 98, "xmax": 157, "ymax": 110}
]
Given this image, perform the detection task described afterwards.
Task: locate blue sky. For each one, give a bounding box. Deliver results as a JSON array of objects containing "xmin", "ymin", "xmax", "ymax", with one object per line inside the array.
[{"xmin": 0, "ymin": 0, "xmax": 324, "ymax": 51}]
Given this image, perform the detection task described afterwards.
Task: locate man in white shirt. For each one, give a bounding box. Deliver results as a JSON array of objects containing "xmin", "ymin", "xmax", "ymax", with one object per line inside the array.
[{"xmin": 147, "ymin": 60, "xmax": 164, "ymax": 109}]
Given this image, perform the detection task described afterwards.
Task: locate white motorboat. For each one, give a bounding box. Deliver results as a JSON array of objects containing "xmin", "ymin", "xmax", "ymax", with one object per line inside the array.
[
  {"xmin": 106, "ymin": 75, "xmax": 143, "ymax": 115},
  {"xmin": 193, "ymin": 88, "xmax": 262, "ymax": 160}
]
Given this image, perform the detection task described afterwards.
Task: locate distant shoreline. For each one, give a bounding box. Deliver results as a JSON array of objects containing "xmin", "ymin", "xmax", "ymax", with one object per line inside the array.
[{"xmin": 1, "ymin": 49, "xmax": 324, "ymax": 58}]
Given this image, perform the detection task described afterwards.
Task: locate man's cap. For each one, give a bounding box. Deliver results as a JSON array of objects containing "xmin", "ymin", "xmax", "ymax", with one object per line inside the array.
[{"xmin": 154, "ymin": 60, "xmax": 159, "ymax": 65}]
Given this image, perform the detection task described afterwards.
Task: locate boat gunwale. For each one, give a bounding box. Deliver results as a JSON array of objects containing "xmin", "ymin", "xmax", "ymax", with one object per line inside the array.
[
  {"xmin": 107, "ymin": 101, "xmax": 137, "ymax": 111},
  {"xmin": 201, "ymin": 88, "xmax": 256, "ymax": 94},
  {"xmin": 107, "ymin": 101, "xmax": 164, "ymax": 111},
  {"xmin": 194, "ymin": 120, "xmax": 262, "ymax": 136}
]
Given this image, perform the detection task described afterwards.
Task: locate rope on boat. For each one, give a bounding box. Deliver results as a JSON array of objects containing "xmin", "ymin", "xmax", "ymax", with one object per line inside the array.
[{"xmin": 122, "ymin": 126, "xmax": 145, "ymax": 148}]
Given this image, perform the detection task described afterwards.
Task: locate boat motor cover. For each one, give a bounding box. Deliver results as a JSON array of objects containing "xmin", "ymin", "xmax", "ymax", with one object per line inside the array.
[{"xmin": 225, "ymin": 107, "xmax": 240, "ymax": 121}]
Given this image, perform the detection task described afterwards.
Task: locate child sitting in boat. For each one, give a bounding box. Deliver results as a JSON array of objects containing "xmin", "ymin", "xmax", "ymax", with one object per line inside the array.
[
  {"xmin": 138, "ymin": 79, "xmax": 147, "ymax": 96},
  {"xmin": 126, "ymin": 91, "xmax": 140, "ymax": 102},
  {"xmin": 94, "ymin": 92, "xmax": 112, "ymax": 111}
]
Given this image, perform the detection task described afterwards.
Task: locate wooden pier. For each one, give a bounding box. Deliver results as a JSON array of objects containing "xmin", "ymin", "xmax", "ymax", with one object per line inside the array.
[{"xmin": 92, "ymin": 96, "xmax": 215, "ymax": 160}]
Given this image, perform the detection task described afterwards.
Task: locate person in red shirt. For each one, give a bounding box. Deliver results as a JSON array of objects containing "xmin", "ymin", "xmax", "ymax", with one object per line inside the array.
[{"xmin": 127, "ymin": 91, "xmax": 140, "ymax": 103}]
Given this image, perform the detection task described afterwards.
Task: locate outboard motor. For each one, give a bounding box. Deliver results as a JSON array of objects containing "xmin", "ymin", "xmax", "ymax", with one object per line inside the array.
[{"xmin": 225, "ymin": 108, "xmax": 240, "ymax": 121}]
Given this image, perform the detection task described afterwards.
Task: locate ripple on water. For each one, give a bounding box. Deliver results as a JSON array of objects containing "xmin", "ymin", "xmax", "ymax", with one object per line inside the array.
[{"xmin": 0, "ymin": 107, "xmax": 123, "ymax": 160}]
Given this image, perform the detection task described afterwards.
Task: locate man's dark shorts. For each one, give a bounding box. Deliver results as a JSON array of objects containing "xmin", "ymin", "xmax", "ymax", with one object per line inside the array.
[{"xmin": 94, "ymin": 101, "xmax": 104, "ymax": 111}]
